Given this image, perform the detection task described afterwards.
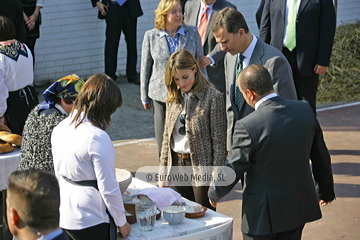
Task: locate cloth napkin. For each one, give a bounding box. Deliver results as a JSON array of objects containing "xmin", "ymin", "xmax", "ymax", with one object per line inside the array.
[{"xmin": 133, "ymin": 188, "xmax": 185, "ymax": 210}]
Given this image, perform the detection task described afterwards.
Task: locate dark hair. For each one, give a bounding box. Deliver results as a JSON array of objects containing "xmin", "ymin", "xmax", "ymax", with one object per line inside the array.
[
  {"xmin": 0, "ymin": 16, "xmax": 16, "ymax": 41},
  {"xmin": 71, "ymin": 73, "xmax": 122, "ymax": 130},
  {"xmin": 212, "ymin": 8, "xmax": 249, "ymax": 34},
  {"xmin": 239, "ymin": 64, "xmax": 274, "ymax": 96},
  {"xmin": 7, "ymin": 169, "xmax": 60, "ymax": 232},
  {"xmin": 165, "ymin": 49, "xmax": 213, "ymax": 103}
]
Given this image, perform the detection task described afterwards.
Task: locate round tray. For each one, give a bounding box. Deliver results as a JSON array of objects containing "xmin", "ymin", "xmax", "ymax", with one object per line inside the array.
[{"xmin": 185, "ymin": 207, "xmax": 207, "ymax": 218}]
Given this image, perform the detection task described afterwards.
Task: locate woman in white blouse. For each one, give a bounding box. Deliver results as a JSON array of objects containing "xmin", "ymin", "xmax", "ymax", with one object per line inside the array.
[{"xmin": 51, "ymin": 74, "xmax": 131, "ymax": 240}]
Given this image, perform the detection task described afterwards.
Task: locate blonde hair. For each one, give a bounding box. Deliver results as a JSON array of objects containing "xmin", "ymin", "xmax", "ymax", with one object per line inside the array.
[
  {"xmin": 154, "ymin": 0, "xmax": 181, "ymax": 30},
  {"xmin": 165, "ymin": 49, "xmax": 213, "ymax": 103}
]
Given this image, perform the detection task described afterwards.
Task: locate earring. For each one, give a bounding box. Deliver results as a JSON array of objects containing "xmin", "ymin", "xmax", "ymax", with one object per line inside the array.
[{"xmin": 63, "ymin": 105, "xmax": 66, "ymax": 107}]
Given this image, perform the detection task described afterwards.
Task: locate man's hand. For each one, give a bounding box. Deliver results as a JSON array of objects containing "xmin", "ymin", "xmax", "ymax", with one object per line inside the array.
[
  {"xmin": 209, "ymin": 199, "xmax": 217, "ymax": 208},
  {"xmin": 142, "ymin": 102, "xmax": 152, "ymax": 110},
  {"xmin": 319, "ymin": 199, "xmax": 333, "ymax": 206},
  {"xmin": 96, "ymin": 2, "xmax": 108, "ymax": 16},
  {"xmin": 314, "ymin": 65, "xmax": 328, "ymax": 75},
  {"xmin": 118, "ymin": 222, "xmax": 131, "ymax": 239},
  {"xmin": 199, "ymin": 56, "xmax": 212, "ymax": 68}
]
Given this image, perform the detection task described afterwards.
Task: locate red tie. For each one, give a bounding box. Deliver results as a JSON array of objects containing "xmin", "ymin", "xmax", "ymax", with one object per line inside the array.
[{"xmin": 198, "ymin": 6, "xmax": 209, "ymax": 46}]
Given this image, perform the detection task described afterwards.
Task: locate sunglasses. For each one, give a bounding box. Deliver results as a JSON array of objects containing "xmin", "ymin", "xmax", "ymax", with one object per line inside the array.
[{"xmin": 178, "ymin": 114, "xmax": 186, "ymax": 135}]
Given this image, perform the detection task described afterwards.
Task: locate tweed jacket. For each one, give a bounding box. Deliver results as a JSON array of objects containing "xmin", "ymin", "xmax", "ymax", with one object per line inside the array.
[
  {"xmin": 159, "ymin": 85, "xmax": 227, "ymax": 186},
  {"xmin": 140, "ymin": 25, "xmax": 207, "ymax": 103},
  {"xmin": 19, "ymin": 105, "xmax": 66, "ymax": 174}
]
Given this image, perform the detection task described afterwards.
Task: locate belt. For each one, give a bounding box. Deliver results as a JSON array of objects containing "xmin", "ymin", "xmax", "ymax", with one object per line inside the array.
[{"xmin": 176, "ymin": 153, "xmax": 190, "ymax": 159}]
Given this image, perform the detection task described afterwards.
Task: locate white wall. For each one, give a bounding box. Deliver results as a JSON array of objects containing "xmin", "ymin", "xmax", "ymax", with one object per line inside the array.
[{"xmin": 33, "ymin": 0, "xmax": 360, "ymax": 83}]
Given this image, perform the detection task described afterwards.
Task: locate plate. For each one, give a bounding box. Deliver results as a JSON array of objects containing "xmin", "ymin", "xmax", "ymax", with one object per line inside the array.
[{"xmin": 185, "ymin": 207, "xmax": 207, "ymax": 218}]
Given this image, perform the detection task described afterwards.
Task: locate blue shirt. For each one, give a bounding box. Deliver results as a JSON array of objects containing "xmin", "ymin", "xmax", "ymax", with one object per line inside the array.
[{"xmin": 159, "ymin": 27, "xmax": 185, "ymax": 55}]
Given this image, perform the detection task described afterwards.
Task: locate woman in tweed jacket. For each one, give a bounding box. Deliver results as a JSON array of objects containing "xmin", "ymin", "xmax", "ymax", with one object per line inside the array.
[
  {"xmin": 140, "ymin": 0, "xmax": 207, "ymax": 158},
  {"xmin": 159, "ymin": 49, "xmax": 226, "ymax": 210}
]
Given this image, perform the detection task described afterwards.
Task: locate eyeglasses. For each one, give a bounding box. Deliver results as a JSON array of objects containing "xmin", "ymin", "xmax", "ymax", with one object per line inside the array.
[{"xmin": 178, "ymin": 114, "xmax": 186, "ymax": 135}]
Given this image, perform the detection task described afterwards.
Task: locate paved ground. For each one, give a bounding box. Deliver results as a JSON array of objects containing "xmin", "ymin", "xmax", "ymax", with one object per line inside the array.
[{"xmin": 1, "ymin": 77, "xmax": 359, "ymax": 239}]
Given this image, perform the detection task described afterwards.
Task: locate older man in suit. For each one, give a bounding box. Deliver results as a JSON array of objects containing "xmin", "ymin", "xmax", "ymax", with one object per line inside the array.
[
  {"xmin": 212, "ymin": 8, "xmax": 297, "ymax": 150},
  {"xmin": 184, "ymin": 0, "xmax": 236, "ymax": 93},
  {"xmin": 208, "ymin": 64, "xmax": 335, "ymax": 240},
  {"xmin": 259, "ymin": 0, "xmax": 336, "ymax": 113},
  {"xmin": 92, "ymin": 0, "xmax": 143, "ymax": 84},
  {"xmin": 6, "ymin": 169, "xmax": 67, "ymax": 240}
]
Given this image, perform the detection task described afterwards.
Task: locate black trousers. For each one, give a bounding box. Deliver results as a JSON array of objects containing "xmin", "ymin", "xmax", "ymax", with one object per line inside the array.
[
  {"xmin": 64, "ymin": 223, "xmax": 110, "ymax": 240},
  {"xmin": 6, "ymin": 85, "xmax": 38, "ymax": 135},
  {"xmin": 243, "ymin": 224, "xmax": 305, "ymax": 240},
  {"xmin": 171, "ymin": 152, "xmax": 215, "ymax": 211},
  {"xmin": 105, "ymin": 1, "xmax": 138, "ymax": 81},
  {"xmin": 282, "ymin": 47, "xmax": 319, "ymax": 114},
  {"xmin": 153, "ymin": 100, "xmax": 166, "ymax": 158}
]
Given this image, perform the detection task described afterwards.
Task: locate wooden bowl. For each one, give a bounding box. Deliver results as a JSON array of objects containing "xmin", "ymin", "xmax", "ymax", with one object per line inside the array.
[{"xmin": 185, "ymin": 207, "xmax": 207, "ymax": 218}]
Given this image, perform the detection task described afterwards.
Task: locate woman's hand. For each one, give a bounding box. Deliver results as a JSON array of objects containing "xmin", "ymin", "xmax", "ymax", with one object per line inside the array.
[
  {"xmin": 96, "ymin": 2, "xmax": 108, "ymax": 16},
  {"xmin": 142, "ymin": 102, "xmax": 152, "ymax": 110},
  {"xmin": 118, "ymin": 222, "xmax": 131, "ymax": 239},
  {"xmin": 26, "ymin": 14, "xmax": 37, "ymax": 30},
  {"xmin": 158, "ymin": 180, "xmax": 168, "ymax": 188}
]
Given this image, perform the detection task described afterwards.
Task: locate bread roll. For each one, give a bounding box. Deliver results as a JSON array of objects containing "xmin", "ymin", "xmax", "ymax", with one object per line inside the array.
[
  {"xmin": 0, "ymin": 141, "xmax": 14, "ymax": 153},
  {"xmin": 0, "ymin": 123, "xmax": 11, "ymax": 133},
  {"xmin": 0, "ymin": 132, "xmax": 22, "ymax": 146}
]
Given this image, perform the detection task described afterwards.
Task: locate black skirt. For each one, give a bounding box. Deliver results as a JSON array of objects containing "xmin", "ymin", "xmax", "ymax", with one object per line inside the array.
[
  {"xmin": 21, "ymin": 0, "xmax": 42, "ymax": 38},
  {"xmin": 6, "ymin": 85, "xmax": 39, "ymax": 135}
]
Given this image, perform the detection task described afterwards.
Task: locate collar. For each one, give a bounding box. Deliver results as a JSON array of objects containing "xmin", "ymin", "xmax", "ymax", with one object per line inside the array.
[
  {"xmin": 181, "ymin": 91, "xmax": 193, "ymax": 99},
  {"xmin": 241, "ymin": 33, "xmax": 258, "ymax": 59},
  {"xmin": 159, "ymin": 26, "xmax": 185, "ymax": 38},
  {"xmin": 255, "ymin": 92, "xmax": 278, "ymax": 110},
  {"xmin": 200, "ymin": 1, "xmax": 214, "ymax": 11},
  {"xmin": 38, "ymin": 228, "xmax": 63, "ymax": 240},
  {"xmin": 55, "ymin": 103, "xmax": 69, "ymax": 116}
]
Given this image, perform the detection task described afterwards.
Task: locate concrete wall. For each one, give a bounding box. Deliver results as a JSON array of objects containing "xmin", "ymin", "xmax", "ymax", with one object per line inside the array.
[{"xmin": 33, "ymin": 0, "xmax": 360, "ymax": 83}]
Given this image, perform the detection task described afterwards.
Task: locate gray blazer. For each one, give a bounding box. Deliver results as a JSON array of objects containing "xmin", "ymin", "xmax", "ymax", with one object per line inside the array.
[
  {"xmin": 184, "ymin": 0, "xmax": 236, "ymax": 93},
  {"xmin": 140, "ymin": 25, "xmax": 207, "ymax": 103},
  {"xmin": 209, "ymin": 96, "xmax": 335, "ymax": 235},
  {"xmin": 225, "ymin": 39, "xmax": 297, "ymax": 149}
]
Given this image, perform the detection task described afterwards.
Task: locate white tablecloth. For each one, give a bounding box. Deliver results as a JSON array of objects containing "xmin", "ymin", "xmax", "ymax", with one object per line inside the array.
[
  {"xmin": 0, "ymin": 149, "xmax": 21, "ymax": 190},
  {"xmin": 121, "ymin": 177, "xmax": 233, "ymax": 240}
]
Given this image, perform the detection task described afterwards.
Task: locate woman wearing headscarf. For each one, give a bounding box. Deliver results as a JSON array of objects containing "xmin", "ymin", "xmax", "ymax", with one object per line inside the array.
[
  {"xmin": 140, "ymin": 0, "xmax": 207, "ymax": 159},
  {"xmin": 0, "ymin": 15, "xmax": 38, "ymax": 135},
  {"xmin": 18, "ymin": 74, "xmax": 85, "ymax": 174}
]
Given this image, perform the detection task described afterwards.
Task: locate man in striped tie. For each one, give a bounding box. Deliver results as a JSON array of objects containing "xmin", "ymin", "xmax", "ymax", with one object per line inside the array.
[{"xmin": 211, "ymin": 8, "xmax": 297, "ymax": 151}]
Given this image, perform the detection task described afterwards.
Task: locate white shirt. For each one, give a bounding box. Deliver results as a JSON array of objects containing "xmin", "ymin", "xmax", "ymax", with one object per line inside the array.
[
  {"xmin": 255, "ymin": 92, "xmax": 278, "ymax": 110},
  {"xmin": 171, "ymin": 92, "xmax": 192, "ymax": 154},
  {"xmin": 234, "ymin": 35, "xmax": 258, "ymax": 96},
  {"xmin": 51, "ymin": 110, "xmax": 126, "ymax": 229},
  {"xmin": 0, "ymin": 41, "xmax": 33, "ymax": 117},
  {"xmin": 36, "ymin": 0, "xmax": 44, "ymax": 7},
  {"xmin": 38, "ymin": 228, "xmax": 63, "ymax": 240},
  {"xmin": 283, "ymin": 0, "xmax": 302, "ymax": 47}
]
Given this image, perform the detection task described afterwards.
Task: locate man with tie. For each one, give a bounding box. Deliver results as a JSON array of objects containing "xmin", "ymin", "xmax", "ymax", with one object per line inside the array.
[
  {"xmin": 184, "ymin": 0, "xmax": 236, "ymax": 93},
  {"xmin": 259, "ymin": 0, "xmax": 336, "ymax": 113},
  {"xmin": 211, "ymin": 8, "xmax": 297, "ymax": 150},
  {"xmin": 208, "ymin": 64, "xmax": 335, "ymax": 239},
  {"xmin": 91, "ymin": 0, "xmax": 143, "ymax": 84}
]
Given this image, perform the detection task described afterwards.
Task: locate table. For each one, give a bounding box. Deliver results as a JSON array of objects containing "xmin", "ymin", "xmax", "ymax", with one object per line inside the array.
[
  {"xmin": 0, "ymin": 148, "xmax": 21, "ymax": 190},
  {"xmin": 121, "ymin": 177, "xmax": 234, "ymax": 240},
  {"xmin": 0, "ymin": 148, "xmax": 20, "ymax": 239}
]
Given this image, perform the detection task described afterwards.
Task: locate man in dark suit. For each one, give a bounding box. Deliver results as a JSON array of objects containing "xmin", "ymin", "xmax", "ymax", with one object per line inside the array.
[
  {"xmin": 259, "ymin": 0, "xmax": 336, "ymax": 113},
  {"xmin": 0, "ymin": 0, "xmax": 26, "ymax": 43},
  {"xmin": 184, "ymin": 0, "xmax": 236, "ymax": 93},
  {"xmin": 208, "ymin": 64, "xmax": 335, "ymax": 240},
  {"xmin": 92, "ymin": 0, "xmax": 143, "ymax": 84},
  {"xmin": 211, "ymin": 8, "xmax": 297, "ymax": 150},
  {"xmin": 6, "ymin": 169, "xmax": 67, "ymax": 240}
]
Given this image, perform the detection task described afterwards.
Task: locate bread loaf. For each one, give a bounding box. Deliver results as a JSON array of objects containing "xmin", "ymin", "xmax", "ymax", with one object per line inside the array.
[
  {"xmin": 0, "ymin": 123, "xmax": 11, "ymax": 133},
  {"xmin": 0, "ymin": 131, "xmax": 22, "ymax": 146},
  {"xmin": 0, "ymin": 140, "xmax": 14, "ymax": 153}
]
